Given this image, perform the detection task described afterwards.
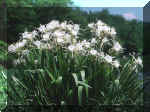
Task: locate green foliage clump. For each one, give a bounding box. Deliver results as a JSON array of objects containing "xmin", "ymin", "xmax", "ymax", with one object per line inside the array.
[
  {"xmin": 7, "ymin": 20, "xmax": 143, "ymax": 106},
  {"xmin": 0, "ymin": 66, "xmax": 7, "ymax": 111}
]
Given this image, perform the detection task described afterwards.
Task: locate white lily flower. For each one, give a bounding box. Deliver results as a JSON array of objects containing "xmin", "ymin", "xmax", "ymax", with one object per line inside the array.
[
  {"xmin": 84, "ymin": 42, "xmax": 90, "ymax": 48},
  {"xmin": 112, "ymin": 42, "xmax": 122, "ymax": 52},
  {"xmin": 63, "ymin": 34, "xmax": 72, "ymax": 43},
  {"xmin": 33, "ymin": 40, "xmax": 41, "ymax": 48},
  {"xmin": 56, "ymin": 37, "xmax": 64, "ymax": 43},
  {"xmin": 46, "ymin": 20, "xmax": 59, "ymax": 30},
  {"xmin": 76, "ymin": 43, "xmax": 83, "ymax": 51},
  {"xmin": 112, "ymin": 60, "xmax": 120, "ymax": 68},
  {"xmin": 68, "ymin": 45, "xmax": 76, "ymax": 52},
  {"xmin": 98, "ymin": 52, "xmax": 105, "ymax": 58},
  {"xmin": 97, "ymin": 20, "xmax": 104, "ymax": 26},
  {"xmin": 110, "ymin": 27, "xmax": 117, "ymax": 35},
  {"xmin": 8, "ymin": 44, "xmax": 17, "ymax": 52},
  {"xmin": 13, "ymin": 58, "xmax": 26, "ymax": 65},
  {"xmin": 74, "ymin": 24, "xmax": 80, "ymax": 32},
  {"xmin": 22, "ymin": 31, "xmax": 33, "ymax": 40},
  {"xmin": 88, "ymin": 23, "xmax": 94, "ymax": 28},
  {"xmin": 42, "ymin": 33, "xmax": 50, "ymax": 41},
  {"xmin": 53, "ymin": 30, "xmax": 65, "ymax": 37},
  {"xmin": 90, "ymin": 49, "xmax": 98, "ymax": 55},
  {"xmin": 102, "ymin": 37, "xmax": 109, "ymax": 44},
  {"xmin": 135, "ymin": 57, "xmax": 143, "ymax": 66},
  {"xmin": 38, "ymin": 25, "xmax": 46, "ymax": 32},
  {"xmin": 22, "ymin": 50, "xmax": 29, "ymax": 56},
  {"xmin": 81, "ymin": 40, "xmax": 90, "ymax": 48},
  {"xmin": 71, "ymin": 30, "xmax": 78, "ymax": 36},
  {"xmin": 67, "ymin": 24, "xmax": 73, "ymax": 31},
  {"xmin": 60, "ymin": 21, "xmax": 67, "ymax": 29},
  {"xmin": 91, "ymin": 38, "xmax": 97, "ymax": 44},
  {"xmin": 104, "ymin": 55, "xmax": 113, "ymax": 63},
  {"xmin": 15, "ymin": 40, "xmax": 27, "ymax": 49},
  {"xmin": 34, "ymin": 60, "xmax": 38, "ymax": 64}
]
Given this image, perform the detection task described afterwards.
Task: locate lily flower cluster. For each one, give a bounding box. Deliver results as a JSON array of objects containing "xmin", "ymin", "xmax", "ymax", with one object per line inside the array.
[{"xmin": 8, "ymin": 20, "xmax": 142, "ymax": 69}]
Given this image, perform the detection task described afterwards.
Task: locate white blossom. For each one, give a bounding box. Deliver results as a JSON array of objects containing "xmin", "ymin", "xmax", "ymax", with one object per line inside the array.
[
  {"xmin": 22, "ymin": 31, "xmax": 33, "ymax": 40},
  {"xmin": 8, "ymin": 20, "xmax": 126, "ymax": 70},
  {"xmin": 56, "ymin": 37, "xmax": 64, "ymax": 43},
  {"xmin": 38, "ymin": 25, "xmax": 46, "ymax": 32},
  {"xmin": 63, "ymin": 34, "xmax": 72, "ymax": 43},
  {"xmin": 112, "ymin": 60, "xmax": 120, "ymax": 68},
  {"xmin": 53, "ymin": 30, "xmax": 65, "ymax": 37},
  {"xmin": 101, "ymin": 26, "xmax": 110, "ymax": 32},
  {"xmin": 135, "ymin": 57, "xmax": 143, "ymax": 66},
  {"xmin": 68, "ymin": 45, "xmax": 76, "ymax": 52},
  {"xmin": 104, "ymin": 55, "xmax": 113, "ymax": 63},
  {"xmin": 46, "ymin": 20, "xmax": 59, "ymax": 30},
  {"xmin": 71, "ymin": 30, "xmax": 78, "ymax": 36},
  {"xmin": 112, "ymin": 42, "xmax": 122, "ymax": 52},
  {"xmin": 67, "ymin": 24, "xmax": 73, "ymax": 31},
  {"xmin": 88, "ymin": 23, "xmax": 94, "ymax": 28},
  {"xmin": 84, "ymin": 42, "xmax": 90, "ymax": 48},
  {"xmin": 90, "ymin": 49, "xmax": 98, "ymax": 55},
  {"xmin": 10, "ymin": 40, "xmax": 27, "ymax": 51},
  {"xmin": 60, "ymin": 21, "xmax": 67, "ymax": 29},
  {"xmin": 32, "ymin": 30, "xmax": 38, "ymax": 37},
  {"xmin": 81, "ymin": 40, "xmax": 90, "ymax": 48},
  {"xmin": 76, "ymin": 43, "xmax": 83, "ymax": 51},
  {"xmin": 97, "ymin": 20, "xmax": 104, "ymax": 26},
  {"xmin": 8, "ymin": 44, "xmax": 17, "ymax": 52},
  {"xmin": 13, "ymin": 58, "xmax": 26, "ymax": 65},
  {"xmin": 42, "ymin": 33, "xmax": 50, "ymax": 41},
  {"xmin": 74, "ymin": 24, "xmax": 80, "ymax": 31},
  {"xmin": 33, "ymin": 40, "xmax": 41, "ymax": 48},
  {"xmin": 22, "ymin": 50, "xmax": 29, "ymax": 56},
  {"xmin": 102, "ymin": 37, "xmax": 109, "ymax": 44},
  {"xmin": 91, "ymin": 38, "xmax": 97, "ymax": 44},
  {"xmin": 72, "ymin": 38, "xmax": 77, "ymax": 44},
  {"xmin": 110, "ymin": 27, "xmax": 117, "ymax": 35},
  {"xmin": 34, "ymin": 60, "xmax": 38, "ymax": 64},
  {"xmin": 98, "ymin": 52, "xmax": 105, "ymax": 58}
]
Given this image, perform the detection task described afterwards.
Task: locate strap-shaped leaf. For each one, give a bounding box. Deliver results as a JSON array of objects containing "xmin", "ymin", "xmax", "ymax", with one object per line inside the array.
[
  {"xmin": 78, "ymin": 86, "xmax": 83, "ymax": 105},
  {"xmin": 80, "ymin": 70, "xmax": 85, "ymax": 81},
  {"xmin": 72, "ymin": 73, "xmax": 78, "ymax": 86},
  {"xmin": 100, "ymin": 91, "xmax": 105, "ymax": 97},
  {"xmin": 45, "ymin": 68, "xmax": 55, "ymax": 82},
  {"xmin": 55, "ymin": 76, "xmax": 62, "ymax": 85},
  {"xmin": 85, "ymin": 86, "xmax": 89, "ymax": 98},
  {"xmin": 78, "ymin": 81, "xmax": 92, "ymax": 88},
  {"xmin": 114, "ymin": 79, "xmax": 119, "ymax": 87},
  {"xmin": 1, "ymin": 71, "xmax": 7, "ymax": 79},
  {"xmin": 12, "ymin": 76, "xmax": 27, "ymax": 90},
  {"xmin": 68, "ymin": 89, "xmax": 73, "ymax": 96}
]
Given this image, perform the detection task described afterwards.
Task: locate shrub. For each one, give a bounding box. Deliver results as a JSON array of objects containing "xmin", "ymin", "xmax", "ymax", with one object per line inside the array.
[{"xmin": 7, "ymin": 20, "xmax": 143, "ymax": 105}]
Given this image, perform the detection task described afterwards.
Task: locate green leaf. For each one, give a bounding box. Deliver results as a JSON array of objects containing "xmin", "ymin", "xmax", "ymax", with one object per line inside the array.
[
  {"xmin": 45, "ymin": 68, "xmax": 55, "ymax": 82},
  {"xmin": 78, "ymin": 81, "xmax": 92, "ymax": 88},
  {"xmin": 72, "ymin": 73, "xmax": 78, "ymax": 86},
  {"xmin": 12, "ymin": 76, "xmax": 27, "ymax": 90},
  {"xmin": 80, "ymin": 70, "xmax": 85, "ymax": 81},
  {"xmin": 55, "ymin": 76, "xmax": 62, "ymax": 85},
  {"xmin": 78, "ymin": 86, "xmax": 83, "ymax": 105}
]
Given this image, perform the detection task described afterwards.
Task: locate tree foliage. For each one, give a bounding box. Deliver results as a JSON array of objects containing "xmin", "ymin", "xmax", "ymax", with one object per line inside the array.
[{"xmin": 5, "ymin": 0, "xmax": 72, "ymax": 7}]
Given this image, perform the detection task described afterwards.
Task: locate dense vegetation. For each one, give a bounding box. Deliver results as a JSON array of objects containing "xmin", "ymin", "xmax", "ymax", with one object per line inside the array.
[
  {"xmin": 6, "ymin": 19, "xmax": 143, "ymax": 108},
  {"xmin": 0, "ymin": 0, "xmax": 148, "ymax": 111},
  {"xmin": 7, "ymin": 7, "xmax": 143, "ymax": 55}
]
